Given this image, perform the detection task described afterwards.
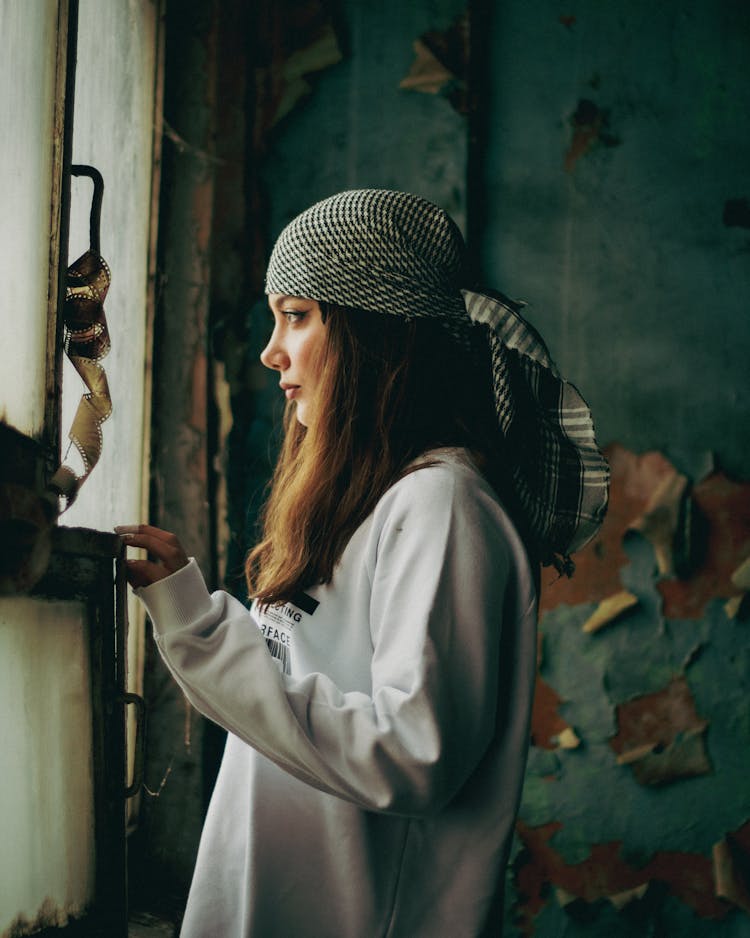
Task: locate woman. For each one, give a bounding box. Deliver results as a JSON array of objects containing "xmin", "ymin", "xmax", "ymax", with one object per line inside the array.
[{"xmin": 120, "ymin": 189, "xmax": 608, "ymax": 937}]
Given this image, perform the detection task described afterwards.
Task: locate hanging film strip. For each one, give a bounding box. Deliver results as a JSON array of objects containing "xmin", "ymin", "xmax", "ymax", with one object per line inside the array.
[{"xmin": 48, "ymin": 165, "xmax": 113, "ymax": 509}]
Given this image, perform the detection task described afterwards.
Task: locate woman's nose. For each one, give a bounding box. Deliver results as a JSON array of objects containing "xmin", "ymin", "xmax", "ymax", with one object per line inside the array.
[{"xmin": 260, "ymin": 330, "xmax": 289, "ymax": 371}]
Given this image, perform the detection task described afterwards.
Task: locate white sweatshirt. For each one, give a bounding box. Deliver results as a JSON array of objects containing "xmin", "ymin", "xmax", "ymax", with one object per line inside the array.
[{"xmin": 137, "ymin": 449, "xmax": 537, "ymax": 937}]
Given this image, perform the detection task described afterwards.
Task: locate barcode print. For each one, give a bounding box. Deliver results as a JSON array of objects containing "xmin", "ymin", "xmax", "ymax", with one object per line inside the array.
[{"xmin": 265, "ymin": 638, "xmax": 291, "ymax": 675}]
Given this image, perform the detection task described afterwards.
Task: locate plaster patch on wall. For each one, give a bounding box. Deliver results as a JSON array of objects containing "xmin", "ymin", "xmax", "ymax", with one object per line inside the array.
[
  {"xmin": 564, "ymin": 99, "xmax": 621, "ymax": 173},
  {"xmin": 399, "ymin": 13, "xmax": 469, "ymax": 114},
  {"xmin": 609, "ymin": 677, "xmax": 711, "ymax": 786}
]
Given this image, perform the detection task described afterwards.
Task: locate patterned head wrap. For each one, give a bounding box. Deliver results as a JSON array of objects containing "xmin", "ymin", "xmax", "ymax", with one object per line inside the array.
[{"xmin": 266, "ymin": 189, "xmax": 609, "ymax": 572}]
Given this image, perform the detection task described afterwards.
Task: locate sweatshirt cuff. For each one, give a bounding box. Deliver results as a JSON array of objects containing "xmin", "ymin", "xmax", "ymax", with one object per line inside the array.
[{"xmin": 135, "ymin": 558, "xmax": 214, "ymax": 635}]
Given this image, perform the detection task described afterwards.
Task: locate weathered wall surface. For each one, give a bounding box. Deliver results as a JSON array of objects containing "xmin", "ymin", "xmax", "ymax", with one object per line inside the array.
[
  {"xmin": 478, "ymin": 2, "xmax": 750, "ymax": 934},
  {"xmin": 262, "ymin": 1, "xmax": 469, "ymax": 241},
  {"xmin": 480, "ymin": 0, "xmax": 750, "ymax": 478},
  {"xmin": 133, "ymin": 0, "xmax": 221, "ymax": 913}
]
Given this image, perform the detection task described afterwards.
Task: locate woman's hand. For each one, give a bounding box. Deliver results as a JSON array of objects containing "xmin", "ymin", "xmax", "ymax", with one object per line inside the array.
[{"xmin": 115, "ymin": 524, "xmax": 189, "ymax": 589}]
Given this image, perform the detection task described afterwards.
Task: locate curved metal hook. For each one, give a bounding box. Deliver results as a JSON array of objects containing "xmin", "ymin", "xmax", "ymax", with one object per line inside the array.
[{"xmin": 71, "ymin": 164, "xmax": 104, "ymax": 254}]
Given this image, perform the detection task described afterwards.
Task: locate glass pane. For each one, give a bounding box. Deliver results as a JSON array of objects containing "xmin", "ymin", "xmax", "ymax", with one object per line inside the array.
[
  {"xmin": 0, "ymin": 597, "xmax": 95, "ymax": 934},
  {"xmin": 0, "ymin": 1, "xmax": 61, "ymax": 436},
  {"xmin": 61, "ymin": 0, "xmax": 158, "ymax": 533}
]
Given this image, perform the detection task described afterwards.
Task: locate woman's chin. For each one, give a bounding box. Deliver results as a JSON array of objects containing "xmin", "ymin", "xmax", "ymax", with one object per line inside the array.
[{"xmin": 294, "ymin": 403, "xmax": 309, "ymax": 428}]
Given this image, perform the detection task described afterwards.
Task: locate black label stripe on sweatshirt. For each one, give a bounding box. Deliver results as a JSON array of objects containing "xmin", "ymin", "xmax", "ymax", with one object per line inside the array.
[{"xmin": 290, "ymin": 591, "xmax": 319, "ymax": 616}]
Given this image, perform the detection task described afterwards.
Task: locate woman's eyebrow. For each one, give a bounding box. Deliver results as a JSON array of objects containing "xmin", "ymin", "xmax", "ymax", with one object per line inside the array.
[
  {"xmin": 268, "ymin": 295, "xmax": 291, "ymax": 313},
  {"xmin": 269, "ymin": 294, "xmax": 310, "ymax": 310}
]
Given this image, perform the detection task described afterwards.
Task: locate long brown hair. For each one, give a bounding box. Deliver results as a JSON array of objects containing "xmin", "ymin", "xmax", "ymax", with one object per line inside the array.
[{"xmin": 245, "ymin": 304, "xmax": 519, "ymax": 606}]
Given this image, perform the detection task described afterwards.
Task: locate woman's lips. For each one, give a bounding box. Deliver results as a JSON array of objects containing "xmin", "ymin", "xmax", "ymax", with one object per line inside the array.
[{"xmin": 280, "ymin": 383, "xmax": 300, "ymax": 399}]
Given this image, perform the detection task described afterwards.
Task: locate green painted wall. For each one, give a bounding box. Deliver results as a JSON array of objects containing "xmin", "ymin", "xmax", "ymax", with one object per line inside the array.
[
  {"xmin": 480, "ymin": 0, "xmax": 750, "ymax": 479},
  {"xmin": 262, "ymin": 1, "xmax": 468, "ymax": 238}
]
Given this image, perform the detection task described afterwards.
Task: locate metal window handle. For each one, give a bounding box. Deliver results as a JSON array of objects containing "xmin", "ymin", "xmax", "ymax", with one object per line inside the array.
[
  {"xmin": 71, "ymin": 164, "xmax": 104, "ymax": 253},
  {"xmin": 120, "ymin": 692, "xmax": 146, "ymax": 798}
]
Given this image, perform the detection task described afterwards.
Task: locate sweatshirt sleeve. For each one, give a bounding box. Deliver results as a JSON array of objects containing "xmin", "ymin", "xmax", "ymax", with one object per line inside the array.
[{"xmin": 138, "ymin": 464, "xmax": 526, "ymax": 816}]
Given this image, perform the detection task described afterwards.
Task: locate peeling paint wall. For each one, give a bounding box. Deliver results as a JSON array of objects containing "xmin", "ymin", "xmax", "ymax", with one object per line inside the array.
[
  {"xmin": 511, "ymin": 449, "xmax": 750, "ymax": 935},
  {"xmin": 478, "ymin": 1, "xmax": 750, "ymax": 934}
]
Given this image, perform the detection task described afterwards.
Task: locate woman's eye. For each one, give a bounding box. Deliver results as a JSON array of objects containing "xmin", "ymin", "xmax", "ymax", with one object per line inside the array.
[{"xmin": 283, "ymin": 310, "xmax": 306, "ymax": 324}]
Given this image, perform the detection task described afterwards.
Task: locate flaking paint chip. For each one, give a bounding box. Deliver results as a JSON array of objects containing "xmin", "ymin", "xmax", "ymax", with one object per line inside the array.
[
  {"xmin": 581, "ymin": 590, "xmax": 638, "ymax": 633},
  {"xmin": 730, "ymin": 556, "xmax": 750, "ymax": 591},
  {"xmin": 608, "ymin": 882, "xmax": 649, "ymax": 910},
  {"xmin": 713, "ymin": 834, "xmax": 750, "ymax": 914},
  {"xmin": 399, "ymin": 38, "xmax": 454, "ymax": 94},
  {"xmin": 724, "ymin": 557, "xmax": 750, "ymax": 618},
  {"xmin": 554, "ymin": 886, "xmax": 579, "ymax": 909},
  {"xmin": 629, "ymin": 470, "xmax": 690, "ymax": 576},
  {"xmin": 554, "ymin": 727, "xmax": 582, "ymax": 749},
  {"xmin": 724, "ymin": 594, "xmax": 745, "ymax": 619},
  {"xmin": 398, "ymin": 15, "xmax": 469, "ymax": 112}
]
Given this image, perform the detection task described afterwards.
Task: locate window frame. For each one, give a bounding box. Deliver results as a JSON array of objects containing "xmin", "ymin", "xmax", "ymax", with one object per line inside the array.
[{"xmin": 0, "ymin": 0, "xmax": 158, "ymax": 932}]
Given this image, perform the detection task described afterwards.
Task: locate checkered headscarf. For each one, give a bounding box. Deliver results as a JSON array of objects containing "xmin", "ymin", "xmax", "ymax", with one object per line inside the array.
[{"xmin": 266, "ymin": 189, "xmax": 609, "ymax": 571}]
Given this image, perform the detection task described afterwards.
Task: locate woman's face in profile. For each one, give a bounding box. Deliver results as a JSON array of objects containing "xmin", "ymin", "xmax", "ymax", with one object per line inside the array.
[{"xmin": 262, "ymin": 294, "xmax": 328, "ymax": 427}]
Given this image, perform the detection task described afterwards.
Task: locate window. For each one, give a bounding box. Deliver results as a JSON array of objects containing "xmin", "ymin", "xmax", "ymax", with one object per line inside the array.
[{"xmin": 0, "ymin": 1, "xmax": 162, "ymax": 934}]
